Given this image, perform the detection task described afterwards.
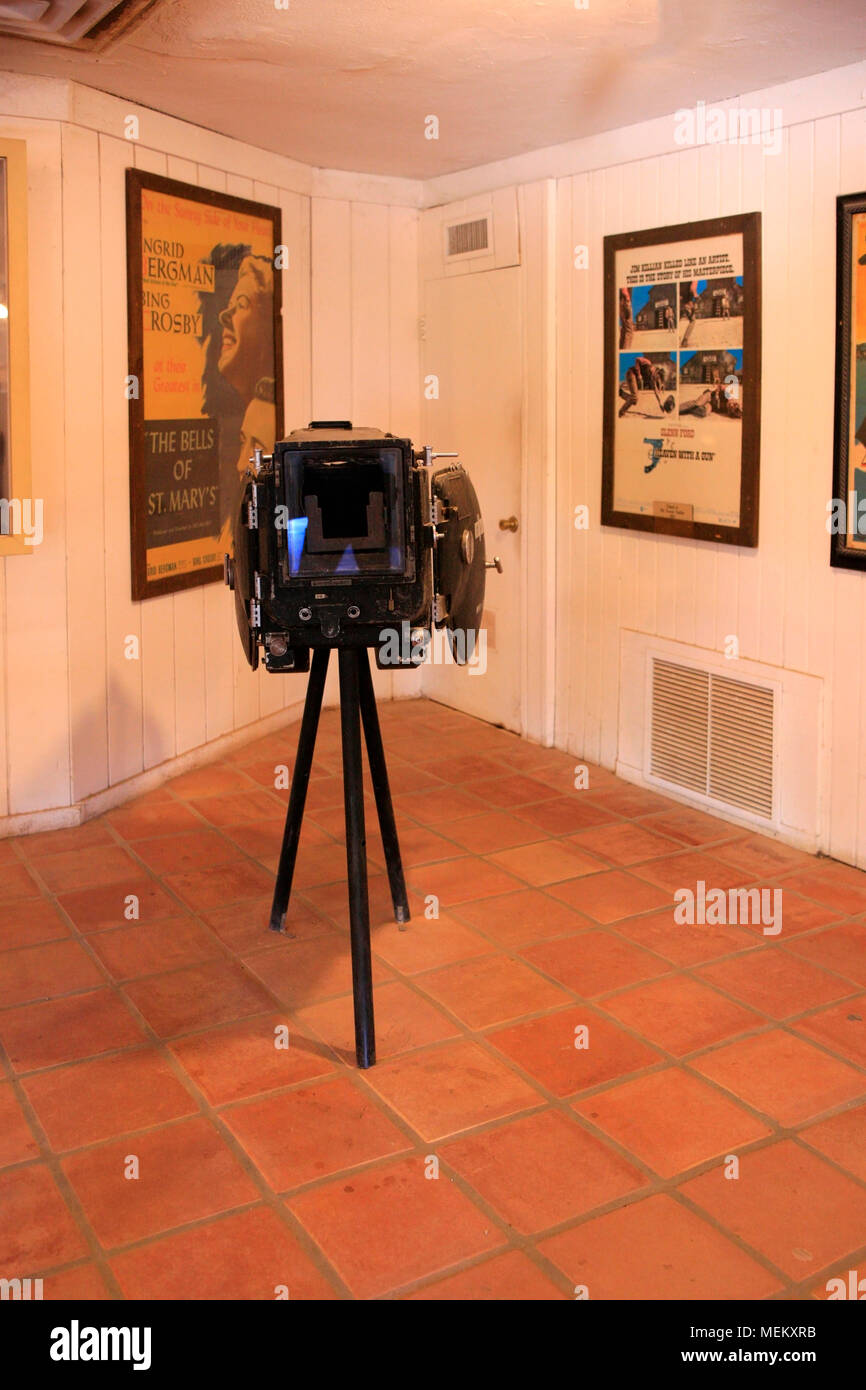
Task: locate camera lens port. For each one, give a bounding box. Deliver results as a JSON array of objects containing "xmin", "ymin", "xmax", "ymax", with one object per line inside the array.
[
  {"xmin": 347, "ymin": 605, "xmax": 361, "ymax": 619},
  {"xmin": 298, "ymin": 607, "xmax": 312, "ymax": 622}
]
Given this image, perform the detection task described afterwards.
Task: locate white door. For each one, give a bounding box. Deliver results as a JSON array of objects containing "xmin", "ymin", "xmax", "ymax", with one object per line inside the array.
[{"xmin": 421, "ymin": 268, "xmax": 523, "ymax": 731}]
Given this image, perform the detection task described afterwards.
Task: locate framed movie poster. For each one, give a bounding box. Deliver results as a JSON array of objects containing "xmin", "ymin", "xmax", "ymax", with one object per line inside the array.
[
  {"xmin": 602, "ymin": 213, "xmax": 761, "ymax": 547},
  {"xmin": 831, "ymin": 191, "xmax": 866, "ymax": 571},
  {"xmin": 126, "ymin": 170, "xmax": 283, "ymax": 599}
]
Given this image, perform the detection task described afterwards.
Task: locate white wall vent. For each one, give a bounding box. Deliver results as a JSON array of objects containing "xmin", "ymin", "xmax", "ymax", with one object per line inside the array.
[
  {"xmin": 650, "ymin": 658, "xmax": 775, "ymax": 820},
  {"xmin": 421, "ymin": 189, "xmax": 519, "ymax": 279},
  {"xmin": 0, "ymin": 0, "xmax": 157, "ymax": 50},
  {"xmin": 618, "ymin": 632, "xmax": 823, "ymax": 850},
  {"xmin": 445, "ymin": 216, "xmax": 490, "ymax": 260}
]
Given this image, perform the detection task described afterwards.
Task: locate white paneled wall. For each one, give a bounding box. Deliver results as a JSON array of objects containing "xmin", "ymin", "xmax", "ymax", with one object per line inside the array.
[
  {"xmin": 310, "ymin": 195, "xmax": 422, "ymax": 707},
  {"xmin": 0, "ymin": 80, "xmax": 420, "ymax": 828},
  {"xmin": 555, "ymin": 107, "xmax": 866, "ymax": 865}
]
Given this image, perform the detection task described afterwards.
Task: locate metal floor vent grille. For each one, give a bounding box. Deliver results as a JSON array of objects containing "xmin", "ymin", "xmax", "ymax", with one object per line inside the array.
[{"xmin": 651, "ymin": 658, "xmax": 775, "ymax": 819}]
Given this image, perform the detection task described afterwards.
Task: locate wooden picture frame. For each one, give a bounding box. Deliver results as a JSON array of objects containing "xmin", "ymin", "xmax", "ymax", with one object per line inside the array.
[
  {"xmin": 830, "ymin": 191, "xmax": 866, "ymax": 571},
  {"xmin": 602, "ymin": 212, "xmax": 761, "ymax": 547},
  {"xmin": 126, "ymin": 169, "xmax": 283, "ymax": 600},
  {"xmin": 0, "ymin": 138, "xmax": 33, "ymax": 558}
]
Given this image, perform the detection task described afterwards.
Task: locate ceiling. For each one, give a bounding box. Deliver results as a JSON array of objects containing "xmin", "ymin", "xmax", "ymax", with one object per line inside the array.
[{"xmin": 2, "ymin": 0, "xmax": 865, "ymax": 178}]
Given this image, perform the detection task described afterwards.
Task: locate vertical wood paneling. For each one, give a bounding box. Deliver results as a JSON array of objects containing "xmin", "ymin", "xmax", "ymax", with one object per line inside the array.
[
  {"xmin": 63, "ymin": 123, "xmax": 109, "ymax": 801},
  {"xmin": 3, "ymin": 123, "xmax": 71, "ymax": 815},
  {"xmin": 840, "ymin": 107, "xmax": 866, "ymax": 864},
  {"xmin": 311, "ymin": 198, "xmax": 352, "ymax": 419},
  {"xmin": 100, "ymin": 132, "xmax": 144, "ymax": 786}
]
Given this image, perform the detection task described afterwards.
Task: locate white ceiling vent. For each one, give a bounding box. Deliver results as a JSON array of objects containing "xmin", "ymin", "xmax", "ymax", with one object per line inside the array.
[
  {"xmin": 0, "ymin": 0, "xmax": 157, "ymax": 49},
  {"xmin": 445, "ymin": 216, "xmax": 491, "ymax": 260},
  {"xmin": 650, "ymin": 658, "xmax": 775, "ymax": 821}
]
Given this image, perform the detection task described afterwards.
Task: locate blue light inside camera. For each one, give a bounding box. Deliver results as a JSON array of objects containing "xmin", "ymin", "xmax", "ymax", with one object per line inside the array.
[
  {"xmin": 286, "ymin": 516, "xmax": 308, "ymax": 573},
  {"xmin": 336, "ymin": 544, "xmax": 359, "ymax": 574}
]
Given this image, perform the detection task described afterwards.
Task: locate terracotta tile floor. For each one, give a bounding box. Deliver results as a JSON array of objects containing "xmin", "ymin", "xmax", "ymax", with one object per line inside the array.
[{"xmin": 1, "ymin": 696, "xmax": 866, "ymax": 1301}]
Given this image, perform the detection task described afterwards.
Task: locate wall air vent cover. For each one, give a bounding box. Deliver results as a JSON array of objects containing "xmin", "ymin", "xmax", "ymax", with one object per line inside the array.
[
  {"xmin": 0, "ymin": 0, "xmax": 158, "ymax": 49},
  {"xmin": 445, "ymin": 216, "xmax": 491, "ymax": 260},
  {"xmin": 650, "ymin": 658, "xmax": 775, "ymax": 820}
]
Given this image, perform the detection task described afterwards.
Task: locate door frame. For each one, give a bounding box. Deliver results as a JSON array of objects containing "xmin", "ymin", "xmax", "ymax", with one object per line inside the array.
[{"xmin": 419, "ymin": 178, "xmax": 558, "ymax": 743}]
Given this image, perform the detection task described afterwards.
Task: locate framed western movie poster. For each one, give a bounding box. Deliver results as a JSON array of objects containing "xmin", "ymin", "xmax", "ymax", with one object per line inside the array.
[
  {"xmin": 831, "ymin": 191, "xmax": 866, "ymax": 571},
  {"xmin": 602, "ymin": 212, "xmax": 761, "ymax": 547},
  {"xmin": 126, "ymin": 170, "xmax": 283, "ymax": 599}
]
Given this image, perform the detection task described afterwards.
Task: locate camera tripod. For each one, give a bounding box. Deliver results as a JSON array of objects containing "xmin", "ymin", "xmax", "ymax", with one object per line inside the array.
[{"xmin": 267, "ymin": 646, "xmax": 409, "ymax": 1068}]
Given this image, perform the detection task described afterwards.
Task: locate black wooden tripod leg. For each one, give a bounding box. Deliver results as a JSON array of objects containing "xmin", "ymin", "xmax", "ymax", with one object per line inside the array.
[
  {"xmin": 358, "ymin": 650, "xmax": 410, "ymax": 925},
  {"xmin": 268, "ymin": 647, "xmax": 330, "ymax": 933},
  {"xmin": 338, "ymin": 647, "xmax": 375, "ymax": 1069}
]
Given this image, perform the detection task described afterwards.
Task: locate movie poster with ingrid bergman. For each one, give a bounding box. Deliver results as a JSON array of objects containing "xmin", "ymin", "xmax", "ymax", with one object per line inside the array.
[
  {"xmin": 126, "ymin": 171, "xmax": 282, "ymax": 599},
  {"xmin": 603, "ymin": 215, "xmax": 760, "ymax": 548}
]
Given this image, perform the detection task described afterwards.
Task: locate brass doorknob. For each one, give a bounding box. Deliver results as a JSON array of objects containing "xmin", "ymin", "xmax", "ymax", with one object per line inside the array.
[{"xmin": 498, "ymin": 515, "xmax": 519, "ymax": 532}]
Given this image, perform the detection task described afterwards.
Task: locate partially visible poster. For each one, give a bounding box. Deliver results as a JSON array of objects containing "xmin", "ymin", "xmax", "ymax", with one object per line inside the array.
[
  {"xmin": 126, "ymin": 170, "xmax": 282, "ymax": 599},
  {"xmin": 602, "ymin": 214, "xmax": 761, "ymax": 547},
  {"xmin": 831, "ymin": 192, "xmax": 866, "ymax": 570}
]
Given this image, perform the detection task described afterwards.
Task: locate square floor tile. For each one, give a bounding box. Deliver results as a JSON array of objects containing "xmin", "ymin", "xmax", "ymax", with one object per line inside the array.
[
  {"xmin": 452, "ymin": 890, "xmax": 591, "ymax": 949},
  {"xmin": 601, "ymin": 974, "xmax": 762, "ymax": 1055},
  {"xmin": 0, "ymin": 989, "xmax": 145, "ymax": 1073},
  {"xmin": 444, "ymin": 813, "xmax": 544, "ymax": 855},
  {"xmin": 785, "ymin": 921, "xmax": 866, "ymax": 987},
  {"xmin": 87, "ymin": 917, "xmax": 224, "ymax": 981},
  {"xmin": 0, "ymin": 898, "xmax": 70, "ymax": 951},
  {"xmin": 110, "ymin": 1205, "xmax": 336, "ymax": 1300},
  {"xmin": 691, "ymin": 1029, "xmax": 866, "ymax": 1126},
  {"xmin": 169, "ymin": 1012, "xmax": 334, "ymax": 1106},
  {"xmin": 523, "ymin": 930, "xmax": 669, "ymax": 998},
  {"xmin": 124, "ymin": 960, "xmax": 274, "ymax": 1037},
  {"xmin": 539, "ymin": 1193, "xmax": 780, "ymax": 1299},
  {"xmin": 614, "ymin": 908, "xmax": 756, "ymax": 966},
  {"xmin": 22, "ymin": 1048, "xmax": 197, "ymax": 1151},
  {"xmin": 794, "ymin": 995, "xmax": 866, "ymax": 1067},
  {"xmin": 444, "ymin": 1108, "xmax": 646, "ymax": 1232},
  {"xmin": 0, "ymin": 1166, "xmax": 88, "ymax": 1269},
  {"xmin": 798, "ymin": 1103, "xmax": 866, "ymax": 1184},
  {"xmin": 405, "ymin": 1250, "xmax": 566, "ymax": 1300},
  {"xmin": 362, "ymin": 1038, "xmax": 541, "ymax": 1141},
  {"xmin": 488, "ymin": 1006, "xmax": 662, "ymax": 1098},
  {"xmin": 0, "ymin": 938, "xmax": 105, "ymax": 1008},
  {"xmin": 417, "ymin": 955, "xmax": 569, "ymax": 1029},
  {"xmin": 57, "ymin": 879, "xmax": 182, "ymax": 934},
  {"xmin": 574, "ymin": 1069, "xmax": 770, "ymax": 1177},
  {"xmin": 487, "ymin": 840, "xmax": 602, "ymax": 887},
  {"xmin": 514, "ymin": 798, "xmax": 620, "ymax": 837},
  {"xmin": 223, "ymin": 1075, "xmax": 411, "ymax": 1190},
  {"xmin": 288, "ymin": 1154, "xmax": 503, "ymax": 1298},
  {"xmin": 569, "ymin": 822, "xmax": 680, "ymax": 866},
  {"xmin": 406, "ymin": 857, "xmax": 524, "ymax": 908},
  {"xmin": 547, "ymin": 871, "xmax": 672, "ymax": 924},
  {"xmin": 298, "ymin": 980, "xmax": 459, "ymax": 1063},
  {"xmin": 62, "ymin": 1116, "xmax": 260, "ymax": 1248},
  {"xmin": 699, "ymin": 950, "xmax": 856, "ymax": 1020},
  {"xmin": 0, "ymin": 1082, "xmax": 39, "ymax": 1166},
  {"xmin": 681, "ymin": 1140, "xmax": 866, "ymax": 1280},
  {"xmin": 370, "ymin": 913, "xmax": 494, "ymax": 974}
]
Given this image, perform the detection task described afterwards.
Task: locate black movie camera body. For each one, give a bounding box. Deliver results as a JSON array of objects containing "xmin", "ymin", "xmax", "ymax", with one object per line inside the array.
[{"xmin": 225, "ymin": 421, "xmax": 496, "ymax": 673}]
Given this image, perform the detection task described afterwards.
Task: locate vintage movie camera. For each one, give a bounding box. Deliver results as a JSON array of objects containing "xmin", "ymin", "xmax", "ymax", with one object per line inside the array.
[{"xmin": 224, "ymin": 421, "xmax": 498, "ymax": 672}]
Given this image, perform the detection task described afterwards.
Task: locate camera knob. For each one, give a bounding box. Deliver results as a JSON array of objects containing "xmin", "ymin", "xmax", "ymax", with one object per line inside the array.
[
  {"xmin": 485, "ymin": 556, "xmax": 503, "ymax": 574},
  {"xmin": 223, "ymin": 554, "xmax": 234, "ymax": 590}
]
